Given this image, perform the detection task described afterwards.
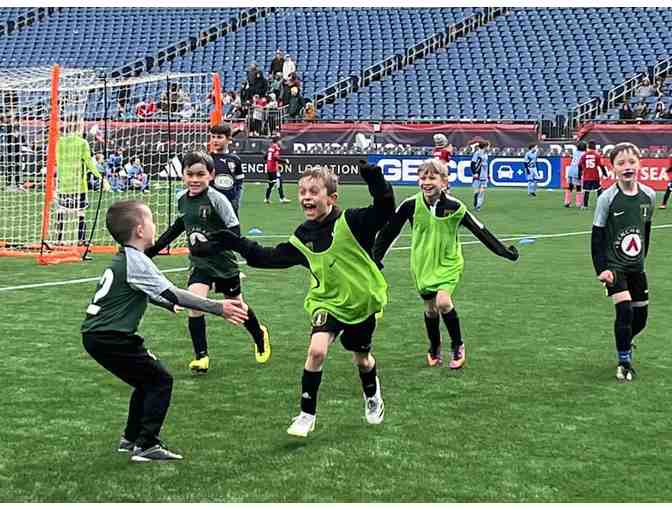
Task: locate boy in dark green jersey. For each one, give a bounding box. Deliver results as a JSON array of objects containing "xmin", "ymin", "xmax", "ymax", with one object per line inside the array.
[
  {"xmin": 146, "ymin": 152, "xmax": 270, "ymax": 373},
  {"xmin": 591, "ymin": 143, "xmax": 656, "ymax": 382},
  {"xmin": 192, "ymin": 164, "xmax": 395, "ymax": 437},
  {"xmin": 81, "ymin": 200, "xmax": 248, "ymax": 462},
  {"xmin": 374, "ymin": 159, "xmax": 519, "ymax": 368}
]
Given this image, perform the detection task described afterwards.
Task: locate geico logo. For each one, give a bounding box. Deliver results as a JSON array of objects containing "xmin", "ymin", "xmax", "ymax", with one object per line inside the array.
[
  {"xmin": 378, "ymin": 159, "xmax": 422, "ymax": 181},
  {"xmin": 447, "ymin": 160, "xmax": 475, "ymax": 183}
]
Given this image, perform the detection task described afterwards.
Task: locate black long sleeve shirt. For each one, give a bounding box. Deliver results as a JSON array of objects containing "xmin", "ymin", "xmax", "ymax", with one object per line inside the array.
[
  {"xmin": 373, "ymin": 191, "xmax": 516, "ymax": 262},
  {"xmin": 230, "ymin": 169, "xmax": 395, "ymax": 268}
]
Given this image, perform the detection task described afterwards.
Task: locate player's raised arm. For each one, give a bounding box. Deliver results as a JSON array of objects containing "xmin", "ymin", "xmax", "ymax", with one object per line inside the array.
[
  {"xmin": 372, "ymin": 197, "xmax": 415, "ymax": 264},
  {"xmin": 345, "ymin": 162, "xmax": 396, "ymax": 232},
  {"xmin": 460, "ymin": 211, "xmax": 519, "ymax": 261}
]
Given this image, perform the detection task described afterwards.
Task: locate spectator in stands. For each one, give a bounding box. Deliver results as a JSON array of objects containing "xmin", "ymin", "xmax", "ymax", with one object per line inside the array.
[
  {"xmin": 239, "ymin": 80, "xmax": 251, "ymax": 104},
  {"xmin": 250, "ymin": 70, "xmax": 268, "ymax": 99},
  {"xmin": 654, "ymin": 100, "xmax": 666, "ymax": 119},
  {"xmin": 269, "ymin": 49, "xmax": 285, "ymax": 76},
  {"xmin": 247, "ymin": 63, "xmax": 259, "ymax": 84},
  {"xmin": 663, "ymin": 104, "xmax": 672, "ymax": 120},
  {"xmin": 637, "ymin": 76, "xmax": 654, "ymax": 98},
  {"xmin": 89, "ymin": 152, "xmax": 108, "ymax": 191},
  {"xmin": 106, "ymin": 149, "xmax": 125, "ymax": 192},
  {"xmin": 618, "ymin": 102, "xmax": 635, "ymax": 121},
  {"xmin": 127, "ymin": 157, "xmax": 149, "ymax": 192},
  {"xmin": 270, "ymin": 72, "xmax": 283, "ymax": 101},
  {"xmin": 160, "ymin": 83, "xmax": 188, "ymax": 114},
  {"xmin": 283, "ymin": 55, "xmax": 296, "ymax": 81},
  {"xmin": 304, "ymin": 102, "xmax": 316, "ymax": 122},
  {"xmin": 655, "ymin": 77, "xmax": 664, "ymax": 98},
  {"xmin": 287, "ymin": 86, "xmax": 307, "ymax": 119},
  {"xmin": 634, "ymin": 99, "xmax": 650, "ymax": 119},
  {"xmin": 135, "ymin": 99, "xmax": 157, "ymax": 119}
]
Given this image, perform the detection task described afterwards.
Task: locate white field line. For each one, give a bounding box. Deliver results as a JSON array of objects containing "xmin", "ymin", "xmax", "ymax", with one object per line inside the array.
[{"xmin": 1, "ymin": 224, "xmax": 670, "ymax": 293}]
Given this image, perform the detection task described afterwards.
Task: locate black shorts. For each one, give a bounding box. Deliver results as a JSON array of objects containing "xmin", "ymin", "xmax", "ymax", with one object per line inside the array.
[
  {"xmin": 310, "ymin": 311, "xmax": 377, "ymax": 353},
  {"xmin": 188, "ymin": 268, "xmax": 241, "ymax": 297},
  {"xmin": 605, "ymin": 270, "xmax": 648, "ymax": 302},
  {"xmin": 58, "ymin": 193, "xmax": 88, "ymax": 210},
  {"xmin": 266, "ymin": 171, "xmax": 279, "ymax": 182},
  {"xmin": 583, "ymin": 180, "xmax": 600, "ymax": 191}
]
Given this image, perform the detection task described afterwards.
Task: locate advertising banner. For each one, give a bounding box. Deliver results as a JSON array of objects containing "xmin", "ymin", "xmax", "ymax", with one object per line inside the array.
[
  {"xmin": 576, "ymin": 123, "xmax": 672, "ymax": 149},
  {"xmin": 559, "ymin": 157, "xmax": 671, "ymax": 192},
  {"xmin": 368, "ymin": 155, "xmax": 563, "ymax": 188}
]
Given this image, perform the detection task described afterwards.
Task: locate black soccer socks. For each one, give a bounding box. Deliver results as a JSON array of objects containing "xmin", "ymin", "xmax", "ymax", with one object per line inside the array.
[
  {"xmin": 188, "ymin": 315, "xmax": 208, "ymax": 358},
  {"xmin": 359, "ymin": 362, "xmax": 378, "ymax": 398},
  {"xmin": 244, "ymin": 308, "xmax": 265, "ymax": 353},
  {"xmin": 301, "ymin": 369, "xmax": 322, "ymax": 415},
  {"xmin": 424, "ymin": 313, "xmax": 441, "ymax": 355},
  {"xmin": 442, "ymin": 308, "xmax": 463, "ymax": 350},
  {"xmin": 614, "ymin": 301, "xmax": 634, "ymax": 361}
]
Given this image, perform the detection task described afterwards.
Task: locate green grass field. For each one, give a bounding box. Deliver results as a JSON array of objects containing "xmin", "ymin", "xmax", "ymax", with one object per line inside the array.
[{"xmin": 1, "ymin": 182, "xmax": 672, "ymax": 502}]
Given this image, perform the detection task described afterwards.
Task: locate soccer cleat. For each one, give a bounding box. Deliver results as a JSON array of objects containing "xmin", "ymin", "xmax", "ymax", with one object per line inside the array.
[
  {"xmin": 189, "ymin": 355, "xmax": 209, "ymax": 374},
  {"xmin": 130, "ymin": 443, "xmax": 183, "ymax": 462},
  {"xmin": 659, "ymin": 204, "xmax": 667, "ymax": 209},
  {"xmin": 254, "ymin": 325, "xmax": 272, "ymax": 364},
  {"xmin": 264, "ymin": 199, "xmax": 271, "ymax": 204},
  {"xmin": 448, "ymin": 344, "xmax": 466, "ymax": 369},
  {"xmin": 117, "ymin": 437, "xmax": 135, "ymax": 453},
  {"xmin": 426, "ymin": 351, "xmax": 443, "ymax": 367},
  {"xmin": 287, "ymin": 412, "xmax": 316, "ymax": 437},
  {"xmin": 616, "ymin": 364, "xmax": 636, "ymax": 383},
  {"xmin": 280, "ymin": 198, "xmax": 291, "ymax": 203},
  {"xmin": 364, "ymin": 377, "xmax": 384, "ymax": 425}
]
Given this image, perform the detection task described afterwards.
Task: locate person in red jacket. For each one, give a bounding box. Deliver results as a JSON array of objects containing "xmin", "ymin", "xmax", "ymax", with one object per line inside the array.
[
  {"xmin": 264, "ymin": 134, "xmax": 290, "ymax": 204},
  {"xmin": 432, "ymin": 134, "xmax": 453, "ymax": 164},
  {"xmin": 579, "ymin": 141, "xmax": 608, "ymax": 208}
]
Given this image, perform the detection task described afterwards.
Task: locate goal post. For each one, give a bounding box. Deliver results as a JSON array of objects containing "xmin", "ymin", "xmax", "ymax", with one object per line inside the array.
[{"xmin": 0, "ymin": 67, "xmax": 223, "ymax": 264}]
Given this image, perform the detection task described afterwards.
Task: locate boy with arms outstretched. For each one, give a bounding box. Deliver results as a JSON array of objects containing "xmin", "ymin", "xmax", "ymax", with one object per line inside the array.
[
  {"xmin": 193, "ymin": 163, "xmax": 395, "ymax": 437},
  {"xmin": 81, "ymin": 200, "xmax": 248, "ymax": 462},
  {"xmin": 373, "ymin": 159, "xmax": 519, "ymax": 368},
  {"xmin": 591, "ymin": 143, "xmax": 655, "ymax": 382},
  {"xmin": 146, "ymin": 151, "xmax": 270, "ymax": 373}
]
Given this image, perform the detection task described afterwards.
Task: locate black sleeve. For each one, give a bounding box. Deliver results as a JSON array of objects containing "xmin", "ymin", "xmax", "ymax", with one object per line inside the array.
[
  {"xmin": 591, "ymin": 225, "xmax": 609, "ymax": 275},
  {"xmin": 460, "ymin": 211, "xmax": 518, "ymax": 261},
  {"xmin": 145, "ymin": 216, "xmax": 185, "ymax": 258},
  {"xmin": 344, "ymin": 165, "xmax": 396, "ymax": 253},
  {"xmin": 372, "ymin": 198, "xmax": 414, "ymax": 262},
  {"xmin": 209, "ymin": 230, "xmax": 307, "ymax": 269},
  {"xmin": 149, "ymin": 297, "xmax": 175, "ymax": 313},
  {"xmin": 644, "ymin": 220, "xmax": 652, "ymax": 257}
]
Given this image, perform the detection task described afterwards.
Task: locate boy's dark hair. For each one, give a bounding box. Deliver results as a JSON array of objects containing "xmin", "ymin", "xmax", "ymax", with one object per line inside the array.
[
  {"xmin": 528, "ymin": 143, "xmax": 537, "ymax": 150},
  {"xmin": 182, "ymin": 151, "xmax": 215, "ymax": 173},
  {"xmin": 588, "ymin": 141, "xmax": 597, "ymax": 150},
  {"xmin": 209, "ymin": 124, "xmax": 232, "ymax": 137},
  {"xmin": 609, "ymin": 142, "xmax": 641, "ymax": 164},
  {"xmin": 478, "ymin": 141, "xmax": 488, "ymax": 149},
  {"xmin": 272, "ymin": 134, "xmax": 281, "ymax": 142},
  {"xmin": 106, "ymin": 200, "xmax": 148, "ymax": 244},
  {"xmin": 577, "ymin": 141, "xmax": 587, "ymax": 151},
  {"xmin": 299, "ymin": 166, "xmax": 338, "ymax": 195}
]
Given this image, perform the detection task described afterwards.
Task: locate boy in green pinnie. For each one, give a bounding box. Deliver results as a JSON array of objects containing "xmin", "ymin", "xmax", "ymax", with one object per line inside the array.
[
  {"xmin": 192, "ymin": 163, "xmax": 395, "ymax": 437},
  {"xmin": 373, "ymin": 159, "xmax": 519, "ymax": 368}
]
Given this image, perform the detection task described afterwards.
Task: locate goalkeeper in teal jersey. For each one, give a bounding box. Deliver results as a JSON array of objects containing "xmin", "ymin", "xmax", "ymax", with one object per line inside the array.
[
  {"xmin": 146, "ymin": 151, "xmax": 270, "ymax": 374},
  {"xmin": 374, "ymin": 159, "xmax": 519, "ymax": 368},
  {"xmin": 55, "ymin": 125, "xmax": 101, "ymax": 243}
]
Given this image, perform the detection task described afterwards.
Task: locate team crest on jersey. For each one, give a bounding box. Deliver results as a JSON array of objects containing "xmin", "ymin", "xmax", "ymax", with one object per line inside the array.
[
  {"xmin": 214, "ymin": 174, "xmax": 234, "ymax": 190},
  {"xmin": 199, "ymin": 205, "xmax": 210, "ymax": 219},
  {"xmin": 616, "ymin": 227, "xmax": 642, "ymax": 258},
  {"xmin": 311, "ymin": 309, "xmax": 329, "ymax": 327}
]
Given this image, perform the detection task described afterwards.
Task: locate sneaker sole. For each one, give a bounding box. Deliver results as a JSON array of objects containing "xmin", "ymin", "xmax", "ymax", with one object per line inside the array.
[{"xmin": 287, "ymin": 422, "xmax": 315, "ymax": 438}]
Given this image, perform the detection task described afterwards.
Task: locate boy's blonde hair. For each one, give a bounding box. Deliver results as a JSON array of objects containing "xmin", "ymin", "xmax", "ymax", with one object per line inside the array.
[
  {"xmin": 418, "ymin": 159, "xmax": 449, "ymax": 179},
  {"xmin": 299, "ymin": 166, "xmax": 339, "ymax": 195}
]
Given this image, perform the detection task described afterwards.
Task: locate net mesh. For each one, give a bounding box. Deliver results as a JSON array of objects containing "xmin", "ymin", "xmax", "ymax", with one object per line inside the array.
[{"xmin": 0, "ymin": 68, "xmax": 215, "ymax": 260}]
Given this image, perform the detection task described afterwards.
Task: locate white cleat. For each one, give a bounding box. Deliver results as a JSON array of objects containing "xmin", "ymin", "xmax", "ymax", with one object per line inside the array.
[
  {"xmin": 616, "ymin": 364, "xmax": 634, "ymax": 383},
  {"xmin": 287, "ymin": 411, "xmax": 316, "ymax": 437},
  {"xmin": 364, "ymin": 376, "xmax": 385, "ymax": 425}
]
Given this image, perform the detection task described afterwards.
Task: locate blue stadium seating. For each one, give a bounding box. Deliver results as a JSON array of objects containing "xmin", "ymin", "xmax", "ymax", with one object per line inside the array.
[
  {"xmin": 0, "ymin": 8, "xmax": 31, "ymax": 24},
  {"xmin": 157, "ymin": 8, "xmax": 477, "ymax": 98},
  {"xmin": 0, "ymin": 8, "xmax": 242, "ymax": 69},
  {"xmin": 1, "ymin": 7, "xmax": 671, "ymax": 122}
]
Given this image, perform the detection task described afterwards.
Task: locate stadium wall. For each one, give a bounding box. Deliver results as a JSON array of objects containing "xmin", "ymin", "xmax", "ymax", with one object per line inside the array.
[{"xmin": 237, "ymin": 154, "xmax": 670, "ymax": 191}]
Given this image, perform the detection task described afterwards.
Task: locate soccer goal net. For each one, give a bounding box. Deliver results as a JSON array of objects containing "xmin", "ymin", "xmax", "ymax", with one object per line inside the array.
[{"xmin": 0, "ymin": 65, "xmax": 220, "ymax": 264}]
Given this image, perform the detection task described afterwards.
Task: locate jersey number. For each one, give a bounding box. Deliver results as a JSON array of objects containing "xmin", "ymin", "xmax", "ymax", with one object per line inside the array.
[{"xmin": 86, "ymin": 269, "xmax": 114, "ymax": 315}]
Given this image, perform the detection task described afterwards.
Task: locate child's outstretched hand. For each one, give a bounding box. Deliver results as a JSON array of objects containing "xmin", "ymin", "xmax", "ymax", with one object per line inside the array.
[
  {"xmin": 220, "ymin": 299, "xmax": 249, "ymax": 325},
  {"xmin": 506, "ymin": 245, "xmax": 520, "ymax": 261},
  {"xmin": 358, "ymin": 161, "xmax": 383, "ymax": 181}
]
